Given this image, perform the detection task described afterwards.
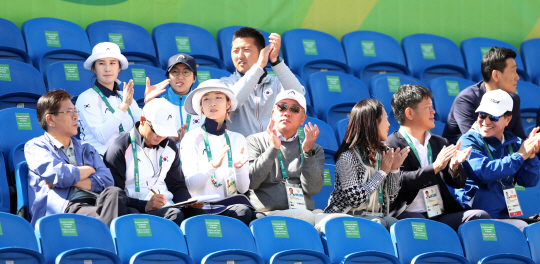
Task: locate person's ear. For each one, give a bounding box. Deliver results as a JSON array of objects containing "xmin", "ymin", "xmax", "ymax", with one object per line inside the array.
[
  {"xmin": 492, "ymin": 70, "xmax": 500, "ymax": 82},
  {"xmin": 505, "ymin": 115, "xmax": 512, "ymax": 126},
  {"xmin": 405, "ymin": 107, "xmax": 414, "ymax": 121},
  {"xmin": 46, "ymin": 114, "xmax": 55, "ymax": 128}
]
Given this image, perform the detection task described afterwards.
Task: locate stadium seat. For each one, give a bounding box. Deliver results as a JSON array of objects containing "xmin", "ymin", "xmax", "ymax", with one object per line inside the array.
[
  {"xmin": 402, "ymin": 33, "xmax": 470, "ymax": 84},
  {"xmin": 87, "ymin": 20, "xmax": 160, "ymax": 68},
  {"xmin": 430, "ymin": 77, "xmax": 475, "ymax": 123},
  {"xmin": 21, "ymin": 17, "xmax": 91, "ymax": 73},
  {"xmin": 117, "ymin": 64, "xmax": 166, "ymax": 107},
  {"xmin": 45, "ymin": 61, "xmax": 94, "ymax": 102},
  {"xmin": 153, "ymin": 23, "xmax": 225, "ymax": 70},
  {"xmin": 111, "ymin": 214, "xmax": 193, "ymax": 264},
  {"xmin": 302, "ymin": 117, "xmax": 339, "ymax": 165},
  {"xmin": 458, "ymin": 219, "xmax": 533, "ymax": 264},
  {"xmin": 337, "ymin": 118, "xmax": 348, "ymax": 144},
  {"xmin": 0, "ymin": 212, "xmax": 46, "ymax": 263},
  {"xmin": 308, "ymin": 72, "xmax": 370, "ymax": 127},
  {"xmin": 370, "ymin": 73, "xmax": 428, "ymax": 116},
  {"xmin": 524, "ymin": 222, "xmax": 540, "ymax": 264},
  {"xmin": 35, "ymin": 213, "xmax": 122, "ymax": 264},
  {"xmin": 321, "ymin": 217, "xmax": 399, "ymax": 264},
  {"xmin": 521, "ymin": 38, "xmax": 540, "ymax": 85},
  {"xmin": 180, "ymin": 215, "xmax": 264, "ymax": 264},
  {"xmin": 312, "ymin": 164, "xmax": 335, "ymax": 210},
  {"xmin": 217, "ymin": 26, "xmax": 281, "ymax": 72},
  {"xmin": 0, "ymin": 59, "xmax": 47, "ymax": 110},
  {"xmin": 0, "ymin": 153, "xmax": 9, "ymax": 213},
  {"xmin": 461, "ymin": 37, "xmax": 529, "ymax": 82},
  {"xmin": 391, "ymin": 218, "xmax": 469, "ymax": 264},
  {"xmin": 15, "ymin": 161, "xmax": 30, "ymax": 221},
  {"xmin": 0, "ymin": 108, "xmax": 44, "ymax": 185},
  {"xmin": 8, "ymin": 143, "xmax": 25, "ymax": 179},
  {"xmin": 342, "ymin": 30, "xmax": 410, "ymax": 85},
  {"xmin": 516, "ymin": 81, "xmax": 540, "ymax": 135},
  {"xmin": 250, "ymin": 216, "xmax": 331, "ymax": 264},
  {"xmin": 0, "ymin": 18, "xmax": 31, "ymax": 64},
  {"xmin": 282, "ymin": 29, "xmax": 352, "ymax": 83},
  {"xmin": 194, "ymin": 66, "xmax": 231, "ymax": 89}
]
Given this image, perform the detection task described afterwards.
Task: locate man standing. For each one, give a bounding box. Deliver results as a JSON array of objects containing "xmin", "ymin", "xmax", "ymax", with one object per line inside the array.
[{"xmin": 220, "ymin": 27, "xmax": 305, "ymax": 137}]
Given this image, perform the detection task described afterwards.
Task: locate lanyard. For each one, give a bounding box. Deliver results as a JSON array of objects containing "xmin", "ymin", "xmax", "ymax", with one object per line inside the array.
[
  {"xmin": 93, "ymin": 85, "xmax": 134, "ymax": 133},
  {"xmin": 130, "ymin": 130, "xmax": 163, "ymax": 194},
  {"xmin": 201, "ymin": 125, "xmax": 232, "ymax": 187},
  {"xmin": 166, "ymin": 93, "xmax": 192, "ymax": 130},
  {"xmin": 278, "ymin": 134, "xmax": 305, "ymax": 180},
  {"xmin": 483, "ymin": 140, "xmax": 515, "ymax": 189},
  {"xmin": 401, "ymin": 129, "xmax": 433, "ymax": 165}
]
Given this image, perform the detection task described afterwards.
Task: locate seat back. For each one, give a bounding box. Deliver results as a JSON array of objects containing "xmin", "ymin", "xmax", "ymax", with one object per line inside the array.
[
  {"xmin": 180, "ymin": 215, "xmax": 258, "ymax": 264},
  {"xmin": 15, "ymin": 161, "xmax": 30, "ymax": 221},
  {"xmin": 524, "ymin": 222, "xmax": 540, "ymax": 264},
  {"xmin": 117, "ymin": 64, "xmax": 166, "ymax": 107},
  {"xmin": 22, "ymin": 17, "xmax": 91, "ymax": 71},
  {"xmin": 521, "ymin": 38, "xmax": 540, "ymax": 85},
  {"xmin": 515, "ymin": 81, "xmax": 540, "ymax": 135},
  {"xmin": 0, "ymin": 18, "xmax": 30, "ymax": 64},
  {"xmin": 0, "ymin": 59, "xmax": 47, "ymax": 110},
  {"xmin": 45, "ymin": 61, "xmax": 94, "ymax": 101},
  {"xmin": 193, "ymin": 66, "xmax": 231, "ymax": 89},
  {"xmin": 312, "ymin": 164, "xmax": 335, "ymax": 210},
  {"xmin": 430, "ymin": 77, "xmax": 475, "ymax": 123},
  {"xmin": 461, "ymin": 37, "xmax": 528, "ymax": 82},
  {"xmin": 0, "ymin": 154, "xmax": 9, "ymax": 213},
  {"xmin": 321, "ymin": 217, "xmax": 397, "ymax": 264},
  {"xmin": 370, "ymin": 73, "xmax": 427, "ymax": 115},
  {"xmin": 111, "ymin": 214, "xmax": 190, "ymax": 264},
  {"xmin": 0, "ymin": 211, "xmax": 40, "ymax": 251},
  {"xmin": 35, "ymin": 213, "xmax": 117, "ymax": 264},
  {"xmin": 342, "ymin": 30, "xmax": 409, "ymax": 85},
  {"xmin": 391, "ymin": 218, "xmax": 465, "ymax": 264},
  {"xmin": 250, "ymin": 216, "xmax": 325, "ymax": 263},
  {"xmin": 458, "ymin": 219, "xmax": 532, "ymax": 264}
]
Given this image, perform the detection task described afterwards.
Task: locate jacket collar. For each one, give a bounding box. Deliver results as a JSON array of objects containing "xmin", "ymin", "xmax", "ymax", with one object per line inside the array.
[
  {"xmin": 133, "ymin": 122, "xmax": 168, "ymax": 150},
  {"xmin": 94, "ymin": 80, "xmax": 120, "ymax": 98},
  {"xmin": 233, "ymin": 68, "xmax": 270, "ymax": 85},
  {"xmin": 203, "ymin": 118, "xmax": 226, "ymax": 136},
  {"xmin": 43, "ymin": 133, "xmax": 83, "ymax": 165}
]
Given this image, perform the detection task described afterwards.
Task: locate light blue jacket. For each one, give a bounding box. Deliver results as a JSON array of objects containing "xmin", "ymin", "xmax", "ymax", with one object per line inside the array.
[{"xmin": 25, "ymin": 134, "xmax": 114, "ymax": 226}]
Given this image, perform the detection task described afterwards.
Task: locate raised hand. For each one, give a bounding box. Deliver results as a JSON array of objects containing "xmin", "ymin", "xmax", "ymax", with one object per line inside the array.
[
  {"xmin": 391, "ymin": 147, "xmax": 410, "ymax": 170},
  {"xmin": 268, "ymin": 33, "xmax": 282, "ymax": 63},
  {"xmin": 433, "ymin": 144, "xmax": 457, "ymax": 173},
  {"xmin": 380, "ymin": 148, "xmax": 395, "ymax": 174},
  {"xmin": 211, "ymin": 144, "xmax": 231, "ymax": 169},
  {"xmin": 267, "ymin": 119, "xmax": 281, "ymax": 149},
  {"xmin": 257, "ymin": 43, "xmax": 274, "ymax": 69},
  {"xmin": 119, "ymin": 79, "xmax": 134, "ymax": 112},
  {"xmin": 144, "ymin": 77, "xmax": 169, "ymax": 103},
  {"xmin": 234, "ymin": 156, "xmax": 249, "ymax": 169},
  {"xmin": 302, "ymin": 122, "xmax": 319, "ymax": 152}
]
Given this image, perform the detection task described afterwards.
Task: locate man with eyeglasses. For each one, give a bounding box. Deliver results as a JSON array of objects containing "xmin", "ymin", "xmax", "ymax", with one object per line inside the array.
[
  {"xmin": 103, "ymin": 98, "xmax": 206, "ymax": 226},
  {"xmin": 455, "ymin": 89, "xmax": 540, "ymax": 230},
  {"xmin": 246, "ymin": 90, "xmax": 325, "ymax": 225},
  {"xmin": 25, "ymin": 90, "xmax": 127, "ymax": 227}
]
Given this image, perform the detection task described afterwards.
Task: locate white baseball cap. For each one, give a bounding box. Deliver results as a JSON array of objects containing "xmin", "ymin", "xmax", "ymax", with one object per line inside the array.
[
  {"xmin": 274, "ymin": 90, "xmax": 307, "ymax": 111},
  {"xmin": 184, "ymin": 79, "xmax": 238, "ymax": 116},
  {"xmin": 84, "ymin": 42, "xmax": 129, "ymax": 70},
  {"xmin": 475, "ymin": 89, "xmax": 513, "ymax": 116},
  {"xmin": 142, "ymin": 98, "xmax": 178, "ymax": 137}
]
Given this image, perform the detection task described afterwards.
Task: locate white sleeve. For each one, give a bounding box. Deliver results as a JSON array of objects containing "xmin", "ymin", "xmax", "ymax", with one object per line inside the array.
[
  {"xmin": 180, "ymin": 131, "xmax": 216, "ymax": 192},
  {"xmin": 233, "ymin": 134, "xmax": 250, "ymax": 193}
]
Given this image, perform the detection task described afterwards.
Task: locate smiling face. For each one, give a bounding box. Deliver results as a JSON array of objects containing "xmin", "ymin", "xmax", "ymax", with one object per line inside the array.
[
  {"xmin": 377, "ymin": 108, "xmax": 391, "ymax": 141},
  {"xmin": 272, "ymin": 99, "xmax": 307, "ymax": 137},
  {"xmin": 47, "ymin": 99, "xmax": 79, "ymax": 137},
  {"xmin": 231, "ymin": 37, "xmax": 260, "ymax": 75},
  {"xmin": 168, "ymin": 63, "xmax": 196, "ymax": 95},
  {"xmin": 495, "ymin": 58, "xmax": 520, "ymax": 93},
  {"xmin": 408, "ymin": 97, "xmax": 436, "ymax": 131},
  {"xmin": 92, "ymin": 57, "xmax": 121, "ymax": 87},
  {"xmin": 200, "ymin": 91, "xmax": 231, "ymax": 121},
  {"xmin": 477, "ymin": 112, "xmax": 511, "ymax": 141}
]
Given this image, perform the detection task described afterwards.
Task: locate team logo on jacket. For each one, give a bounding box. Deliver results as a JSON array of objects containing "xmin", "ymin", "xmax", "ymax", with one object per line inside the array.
[
  {"xmin": 193, "ymin": 119, "xmax": 199, "ymax": 124},
  {"xmin": 163, "ymin": 157, "xmax": 169, "ymax": 162},
  {"xmin": 265, "ymin": 89, "xmax": 272, "ymax": 95},
  {"xmin": 105, "ymin": 108, "xmax": 110, "ymax": 113},
  {"xmin": 84, "ymin": 104, "xmax": 90, "ymax": 108},
  {"xmin": 167, "ymin": 115, "xmax": 173, "ymax": 120}
]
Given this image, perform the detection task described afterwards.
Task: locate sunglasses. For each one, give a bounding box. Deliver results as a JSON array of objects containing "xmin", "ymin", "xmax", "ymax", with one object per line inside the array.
[
  {"xmin": 276, "ymin": 102, "xmax": 302, "ymax": 114},
  {"xmin": 147, "ymin": 120, "xmax": 158, "ymax": 134},
  {"xmin": 169, "ymin": 69, "xmax": 193, "ymax": 77},
  {"xmin": 478, "ymin": 112, "xmax": 501, "ymax": 122}
]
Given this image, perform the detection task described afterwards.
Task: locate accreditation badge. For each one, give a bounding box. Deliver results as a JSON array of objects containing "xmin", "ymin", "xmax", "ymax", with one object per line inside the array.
[
  {"xmin": 285, "ymin": 181, "xmax": 307, "ymax": 210},
  {"xmin": 504, "ymin": 188, "xmax": 523, "ymax": 217},
  {"xmin": 225, "ymin": 169, "xmax": 237, "ymax": 197},
  {"xmin": 422, "ymin": 186, "xmax": 442, "ymax": 218}
]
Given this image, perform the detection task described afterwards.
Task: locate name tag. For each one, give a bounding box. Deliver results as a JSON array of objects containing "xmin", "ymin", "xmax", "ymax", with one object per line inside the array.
[
  {"xmin": 226, "ymin": 171, "xmax": 237, "ymax": 197},
  {"xmin": 504, "ymin": 188, "xmax": 523, "ymax": 217},
  {"xmin": 422, "ymin": 186, "xmax": 442, "ymax": 218},
  {"xmin": 285, "ymin": 182, "xmax": 307, "ymax": 210}
]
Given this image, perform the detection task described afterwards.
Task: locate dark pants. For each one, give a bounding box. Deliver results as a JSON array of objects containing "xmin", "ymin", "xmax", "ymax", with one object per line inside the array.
[
  {"xmin": 397, "ymin": 209, "xmax": 491, "ymax": 232},
  {"xmin": 218, "ymin": 204, "xmax": 266, "ymax": 225}
]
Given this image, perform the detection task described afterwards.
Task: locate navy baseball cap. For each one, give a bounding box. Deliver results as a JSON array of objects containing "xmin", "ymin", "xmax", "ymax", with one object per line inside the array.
[{"xmin": 166, "ymin": 53, "xmax": 197, "ymax": 76}]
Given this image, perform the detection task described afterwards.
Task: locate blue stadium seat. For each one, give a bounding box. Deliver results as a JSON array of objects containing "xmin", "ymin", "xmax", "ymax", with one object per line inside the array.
[
  {"xmin": 111, "ymin": 214, "xmax": 193, "ymax": 264},
  {"xmin": 8, "ymin": 143, "xmax": 25, "ymax": 179},
  {"xmin": 153, "ymin": 23, "xmax": 225, "ymax": 70},
  {"xmin": 302, "ymin": 117, "xmax": 339, "ymax": 165},
  {"xmin": 21, "ymin": 17, "xmax": 91, "ymax": 73},
  {"xmin": 0, "ymin": 154, "xmax": 9, "ymax": 213},
  {"xmin": 45, "ymin": 61, "xmax": 94, "ymax": 102},
  {"xmin": 402, "ymin": 33, "xmax": 470, "ymax": 84},
  {"xmin": 516, "ymin": 81, "xmax": 540, "ymax": 135},
  {"xmin": 117, "ymin": 64, "xmax": 166, "ymax": 107},
  {"xmin": 282, "ymin": 29, "xmax": 352, "ymax": 83},
  {"xmin": 321, "ymin": 217, "xmax": 399, "ymax": 264},
  {"xmin": 461, "ymin": 37, "xmax": 529, "ymax": 82},
  {"xmin": 342, "ymin": 31, "xmax": 411, "ymax": 85},
  {"xmin": 521, "ymin": 38, "xmax": 540, "ymax": 85},
  {"xmin": 35, "ymin": 213, "xmax": 122, "ymax": 264},
  {"xmin": 217, "ymin": 26, "xmax": 281, "ymax": 72},
  {"xmin": 337, "ymin": 118, "xmax": 349, "ymax": 144},
  {"xmin": 370, "ymin": 73, "xmax": 428, "ymax": 115},
  {"xmin": 0, "ymin": 59, "xmax": 47, "ymax": 110},
  {"xmin": 308, "ymin": 72, "xmax": 370, "ymax": 126},
  {"xmin": 391, "ymin": 218, "xmax": 469, "ymax": 264},
  {"xmin": 0, "ymin": 212, "xmax": 46, "ymax": 263},
  {"xmin": 180, "ymin": 215, "xmax": 264, "ymax": 264},
  {"xmin": 15, "ymin": 161, "xmax": 30, "ymax": 221},
  {"xmin": 430, "ymin": 77, "xmax": 475, "ymax": 123},
  {"xmin": 87, "ymin": 20, "xmax": 160, "ymax": 68},
  {"xmin": 0, "ymin": 18, "xmax": 31, "ymax": 64},
  {"xmin": 458, "ymin": 219, "xmax": 533, "ymax": 264},
  {"xmin": 524, "ymin": 222, "xmax": 540, "ymax": 264},
  {"xmin": 194, "ymin": 66, "xmax": 231, "ymax": 89},
  {"xmin": 312, "ymin": 164, "xmax": 335, "ymax": 210},
  {"xmin": 250, "ymin": 216, "xmax": 331, "ymax": 264},
  {"xmin": 0, "ymin": 108, "xmax": 44, "ymax": 185}
]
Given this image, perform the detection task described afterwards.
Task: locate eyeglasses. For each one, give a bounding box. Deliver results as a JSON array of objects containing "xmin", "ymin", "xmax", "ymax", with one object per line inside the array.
[
  {"xmin": 169, "ymin": 69, "xmax": 193, "ymax": 77},
  {"xmin": 478, "ymin": 112, "xmax": 501, "ymax": 122},
  {"xmin": 51, "ymin": 109, "xmax": 79, "ymax": 116},
  {"xmin": 276, "ymin": 102, "xmax": 302, "ymax": 114},
  {"xmin": 145, "ymin": 121, "xmax": 159, "ymax": 135}
]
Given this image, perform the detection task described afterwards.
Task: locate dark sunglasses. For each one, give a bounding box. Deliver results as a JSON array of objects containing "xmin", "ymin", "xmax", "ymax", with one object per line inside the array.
[
  {"xmin": 478, "ymin": 112, "xmax": 501, "ymax": 122},
  {"xmin": 276, "ymin": 102, "xmax": 302, "ymax": 114},
  {"xmin": 147, "ymin": 120, "xmax": 158, "ymax": 134}
]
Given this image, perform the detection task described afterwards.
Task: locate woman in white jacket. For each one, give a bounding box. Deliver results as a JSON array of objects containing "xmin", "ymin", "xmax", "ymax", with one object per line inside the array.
[
  {"xmin": 76, "ymin": 42, "xmax": 142, "ymax": 155},
  {"xmin": 181, "ymin": 80, "xmax": 261, "ymax": 225}
]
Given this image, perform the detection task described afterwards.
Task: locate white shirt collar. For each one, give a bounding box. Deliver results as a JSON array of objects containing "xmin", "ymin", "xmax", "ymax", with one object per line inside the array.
[{"xmin": 278, "ymin": 132, "xmax": 299, "ymax": 142}]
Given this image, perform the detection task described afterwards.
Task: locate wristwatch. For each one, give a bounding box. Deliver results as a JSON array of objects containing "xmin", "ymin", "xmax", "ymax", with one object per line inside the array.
[
  {"xmin": 270, "ymin": 56, "xmax": 282, "ymax": 67},
  {"xmin": 305, "ymin": 149, "xmax": 316, "ymax": 157}
]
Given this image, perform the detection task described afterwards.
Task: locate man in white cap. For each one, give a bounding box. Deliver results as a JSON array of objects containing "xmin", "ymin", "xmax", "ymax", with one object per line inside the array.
[
  {"xmin": 246, "ymin": 90, "xmax": 324, "ymax": 225},
  {"xmin": 103, "ymin": 98, "xmax": 205, "ymax": 226},
  {"xmin": 456, "ymin": 89, "xmax": 540, "ymax": 230}
]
